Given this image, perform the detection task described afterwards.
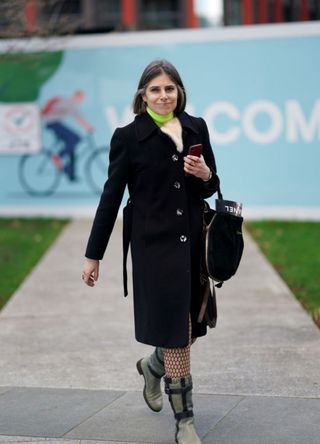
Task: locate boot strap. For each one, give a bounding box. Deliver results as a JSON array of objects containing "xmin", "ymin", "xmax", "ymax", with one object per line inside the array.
[
  {"xmin": 147, "ymin": 363, "xmax": 163, "ymax": 379},
  {"xmin": 164, "ymin": 376, "xmax": 192, "ymax": 385},
  {"xmin": 175, "ymin": 410, "xmax": 194, "ymax": 420},
  {"xmin": 155, "ymin": 347, "xmax": 164, "ymax": 366},
  {"xmin": 164, "ymin": 384, "xmax": 193, "ymax": 395}
]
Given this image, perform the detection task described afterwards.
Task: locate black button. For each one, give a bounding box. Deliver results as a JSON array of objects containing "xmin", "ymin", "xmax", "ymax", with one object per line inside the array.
[{"xmin": 174, "ymin": 181, "xmax": 181, "ymax": 189}]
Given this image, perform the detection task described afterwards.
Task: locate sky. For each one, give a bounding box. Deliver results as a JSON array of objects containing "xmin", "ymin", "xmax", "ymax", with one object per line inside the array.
[{"xmin": 195, "ymin": 0, "xmax": 223, "ymax": 24}]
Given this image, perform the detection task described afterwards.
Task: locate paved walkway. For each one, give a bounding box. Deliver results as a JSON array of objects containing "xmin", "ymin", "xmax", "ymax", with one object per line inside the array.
[{"xmin": 0, "ymin": 220, "xmax": 319, "ymax": 444}]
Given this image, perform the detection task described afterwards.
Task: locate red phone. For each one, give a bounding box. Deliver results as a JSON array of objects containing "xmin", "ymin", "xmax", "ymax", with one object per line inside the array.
[
  {"xmin": 186, "ymin": 144, "xmax": 203, "ymax": 176},
  {"xmin": 188, "ymin": 144, "xmax": 203, "ymax": 157}
]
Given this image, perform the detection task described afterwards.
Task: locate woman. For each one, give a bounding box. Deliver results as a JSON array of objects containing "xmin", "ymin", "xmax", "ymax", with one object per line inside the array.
[{"xmin": 82, "ymin": 59, "xmax": 220, "ymax": 444}]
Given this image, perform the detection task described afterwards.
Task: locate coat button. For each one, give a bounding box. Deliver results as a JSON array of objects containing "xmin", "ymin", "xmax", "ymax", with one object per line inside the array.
[
  {"xmin": 172, "ymin": 154, "xmax": 178, "ymax": 162},
  {"xmin": 174, "ymin": 181, "xmax": 181, "ymax": 189},
  {"xmin": 176, "ymin": 208, "xmax": 183, "ymax": 216},
  {"xmin": 180, "ymin": 235, "xmax": 187, "ymax": 242}
]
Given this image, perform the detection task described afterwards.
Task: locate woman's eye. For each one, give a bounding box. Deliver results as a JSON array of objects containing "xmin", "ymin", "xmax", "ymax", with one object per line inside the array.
[{"xmin": 166, "ymin": 86, "xmax": 175, "ymax": 92}]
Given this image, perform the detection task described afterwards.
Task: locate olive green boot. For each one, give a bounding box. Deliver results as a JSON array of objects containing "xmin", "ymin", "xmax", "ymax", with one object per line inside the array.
[
  {"xmin": 136, "ymin": 347, "xmax": 165, "ymax": 412},
  {"xmin": 165, "ymin": 375, "xmax": 201, "ymax": 444}
]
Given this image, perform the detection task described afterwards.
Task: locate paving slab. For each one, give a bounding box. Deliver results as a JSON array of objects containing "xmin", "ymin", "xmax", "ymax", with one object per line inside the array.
[
  {"xmin": 202, "ymin": 395, "xmax": 320, "ymax": 444},
  {"xmin": 0, "ymin": 387, "xmax": 124, "ymax": 438},
  {"xmin": 64, "ymin": 391, "xmax": 242, "ymax": 443},
  {"xmin": 0, "ymin": 388, "xmax": 319, "ymax": 444}
]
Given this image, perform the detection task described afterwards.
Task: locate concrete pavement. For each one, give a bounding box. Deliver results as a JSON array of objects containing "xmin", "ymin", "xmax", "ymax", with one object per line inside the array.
[{"xmin": 0, "ymin": 219, "xmax": 319, "ymax": 443}]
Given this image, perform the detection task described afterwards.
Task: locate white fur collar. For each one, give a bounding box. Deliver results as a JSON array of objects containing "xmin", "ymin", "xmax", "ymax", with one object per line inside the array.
[{"xmin": 160, "ymin": 117, "xmax": 183, "ymax": 153}]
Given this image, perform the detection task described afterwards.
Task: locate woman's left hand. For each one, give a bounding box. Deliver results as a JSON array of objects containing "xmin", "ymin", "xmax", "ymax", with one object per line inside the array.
[{"xmin": 184, "ymin": 154, "xmax": 211, "ymax": 181}]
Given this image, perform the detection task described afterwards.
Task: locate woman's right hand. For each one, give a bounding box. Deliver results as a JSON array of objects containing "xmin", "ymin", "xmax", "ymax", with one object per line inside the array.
[{"xmin": 82, "ymin": 258, "xmax": 100, "ymax": 287}]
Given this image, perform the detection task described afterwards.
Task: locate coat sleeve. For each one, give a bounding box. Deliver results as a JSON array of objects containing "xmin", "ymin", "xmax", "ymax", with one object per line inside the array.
[
  {"xmin": 85, "ymin": 128, "xmax": 129, "ymax": 259},
  {"xmin": 199, "ymin": 117, "xmax": 220, "ymax": 198}
]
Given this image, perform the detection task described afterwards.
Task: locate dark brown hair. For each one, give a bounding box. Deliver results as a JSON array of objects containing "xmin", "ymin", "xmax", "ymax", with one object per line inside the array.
[{"xmin": 132, "ymin": 59, "xmax": 186, "ymax": 115}]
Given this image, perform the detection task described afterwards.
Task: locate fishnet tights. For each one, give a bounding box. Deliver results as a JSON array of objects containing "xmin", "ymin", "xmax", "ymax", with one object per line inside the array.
[{"xmin": 162, "ymin": 318, "xmax": 195, "ymax": 378}]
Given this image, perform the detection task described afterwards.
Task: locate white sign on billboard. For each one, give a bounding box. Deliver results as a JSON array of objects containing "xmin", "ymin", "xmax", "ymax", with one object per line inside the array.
[{"xmin": 0, "ymin": 103, "xmax": 41, "ymax": 154}]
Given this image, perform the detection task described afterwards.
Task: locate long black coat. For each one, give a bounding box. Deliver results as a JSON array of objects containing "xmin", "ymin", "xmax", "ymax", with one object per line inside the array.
[{"xmin": 85, "ymin": 111, "xmax": 220, "ymax": 347}]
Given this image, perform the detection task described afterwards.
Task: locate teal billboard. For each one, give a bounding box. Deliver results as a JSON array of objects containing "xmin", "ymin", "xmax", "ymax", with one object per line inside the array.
[{"xmin": 0, "ymin": 23, "xmax": 319, "ymax": 217}]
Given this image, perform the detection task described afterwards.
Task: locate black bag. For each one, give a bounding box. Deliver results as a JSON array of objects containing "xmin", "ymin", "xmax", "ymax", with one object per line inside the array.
[
  {"xmin": 203, "ymin": 186, "xmax": 244, "ymax": 285},
  {"xmin": 197, "ymin": 187, "xmax": 244, "ymax": 329}
]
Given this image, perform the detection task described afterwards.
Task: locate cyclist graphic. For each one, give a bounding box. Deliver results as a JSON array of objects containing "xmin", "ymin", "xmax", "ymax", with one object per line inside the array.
[{"xmin": 41, "ymin": 90, "xmax": 94, "ymax": 181}]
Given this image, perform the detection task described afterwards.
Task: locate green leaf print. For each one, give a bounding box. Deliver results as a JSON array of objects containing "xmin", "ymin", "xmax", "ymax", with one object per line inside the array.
[{"xmin": 0, "ymin": 51, "xmax": 63, "ymax": 103}]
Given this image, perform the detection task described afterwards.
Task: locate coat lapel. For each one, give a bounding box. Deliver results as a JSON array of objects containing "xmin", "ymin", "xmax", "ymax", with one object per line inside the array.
[
  {"xmin": 178, "ymin": 112, "xmax": 199, "ymax": 135},
  {"xmin": 135, "ymin": 113, "xmax": 158, "ymax": 141}
]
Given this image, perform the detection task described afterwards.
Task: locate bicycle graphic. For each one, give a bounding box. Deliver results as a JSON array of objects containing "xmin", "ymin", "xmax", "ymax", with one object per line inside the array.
[{"xmin": 18, "ymin": 132, "xmax": 109, "ymax": 196}]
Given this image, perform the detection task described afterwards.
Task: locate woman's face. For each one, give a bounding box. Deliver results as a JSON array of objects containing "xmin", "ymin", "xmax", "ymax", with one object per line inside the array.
[{"xmin": 142, "ymin": 72, "xmax": 178, "ymax": 115}]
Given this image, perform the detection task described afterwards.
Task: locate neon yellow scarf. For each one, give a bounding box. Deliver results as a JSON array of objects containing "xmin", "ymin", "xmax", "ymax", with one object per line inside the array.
[{"xmin": 146, "ymin": 106, "xmax": 174, "ymax": 127}]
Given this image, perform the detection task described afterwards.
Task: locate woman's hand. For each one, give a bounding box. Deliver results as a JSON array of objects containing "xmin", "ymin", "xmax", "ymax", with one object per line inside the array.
[
  {"xmin": 82, "ymin": 258, "xmax": 100, "ymax": 287},
  {"xmin": 184, "ymin": 154, "xmax": 211, "ymax": 181}
]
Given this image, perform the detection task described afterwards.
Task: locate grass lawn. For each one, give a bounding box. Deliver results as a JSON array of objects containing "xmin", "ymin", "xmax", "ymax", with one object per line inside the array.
[
  {"xmin": 246, "ymin": 221, "xmax": 320, "ymax": 327},
  {"xmin": 0, "ymin": 218, "xmax": 69, "ymax": 310}
]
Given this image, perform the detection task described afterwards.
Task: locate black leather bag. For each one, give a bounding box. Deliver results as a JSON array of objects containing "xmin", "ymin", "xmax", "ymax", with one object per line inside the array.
[
  {"xmin": 203, "ymin": 187, "xmax": 244, "ymax": 285},
  {"xmin": 197, "ymin": 188, "xmax": 244, "ymax": 328}
]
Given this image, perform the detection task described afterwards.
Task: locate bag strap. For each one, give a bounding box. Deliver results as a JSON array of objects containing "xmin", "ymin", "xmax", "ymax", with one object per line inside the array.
[
  {"xmin": 205, "ymin": 279, "xmax": 217, "ymax": 328},
  {"xmin": 123, "ymin": 199, "xmax": 132, "ymax": 297},
  {"xmin": 197, "ymin": 276, "xmax": 217, "ymax": 327},
  {"xmin": 197, "ymin": 277, "xmax": 210, "ymax": 323}
]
